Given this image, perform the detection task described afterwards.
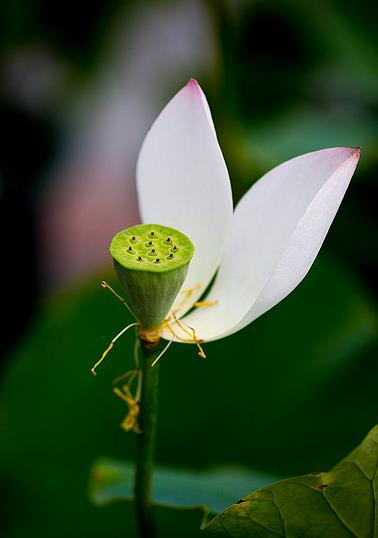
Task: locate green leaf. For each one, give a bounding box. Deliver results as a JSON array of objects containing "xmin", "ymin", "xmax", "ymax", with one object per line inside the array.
[
  {"xmin": 205, "ymin": 425, "xmax": 378, "ymax": 537},
  {"xmin": 90, "ymin": 459, "xmax": 277, "ymax": 514}
]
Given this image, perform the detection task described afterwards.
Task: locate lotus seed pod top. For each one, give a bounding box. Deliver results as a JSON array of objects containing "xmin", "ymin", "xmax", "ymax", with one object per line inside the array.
[{"xmin": 110, "ymin": 223, "xmax": 194, "ymax": 331}]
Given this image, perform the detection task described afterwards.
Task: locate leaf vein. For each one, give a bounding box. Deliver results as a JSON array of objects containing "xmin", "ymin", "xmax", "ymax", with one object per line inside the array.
[
  {"xmin": 320, "ymin": 491, "xmax": 359, "ymax": 538},
  {"xmin": 353, "ymin": 460, "xmax": 370, "ymax": 481},
  {"xmin": 240, "ymin": 503, "xmax": 284, "ymax": 537},
  {"xmin": 370, "ymin": 455, "xmax": 378, "ymax": 538},
  {"xmin": 271, "ymin": 492, "xmax": 287, "ymax": 538},
  {"xmin": 295, "ymin": 482, "xmax": 358, "ymax": 537}
]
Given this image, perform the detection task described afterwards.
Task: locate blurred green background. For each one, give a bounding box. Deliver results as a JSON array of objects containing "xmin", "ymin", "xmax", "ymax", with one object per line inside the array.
[{"xmin": 0, "ymin": 0, "xmax": 377, "ymax": 537}]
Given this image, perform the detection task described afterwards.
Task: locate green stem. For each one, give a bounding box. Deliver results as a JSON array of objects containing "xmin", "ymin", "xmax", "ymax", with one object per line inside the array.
[{"xmin": 135, "ymin": 340, "xmax": 161, "ymax": 538}]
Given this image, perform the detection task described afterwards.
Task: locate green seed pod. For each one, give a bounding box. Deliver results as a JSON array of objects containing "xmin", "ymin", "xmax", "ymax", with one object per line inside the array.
[{"xmin": 110, "ymin": 224, "xmax": 194, "ymax": 330}]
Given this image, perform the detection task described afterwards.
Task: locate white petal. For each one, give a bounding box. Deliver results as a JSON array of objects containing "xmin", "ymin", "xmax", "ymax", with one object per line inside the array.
[
  {"xmin": 137, "ymin": 79, "xmax": 233, "ymax": 315},
  {"xmin": 175, "ymin": 147, "xmax": 360, "ymax": 341}
]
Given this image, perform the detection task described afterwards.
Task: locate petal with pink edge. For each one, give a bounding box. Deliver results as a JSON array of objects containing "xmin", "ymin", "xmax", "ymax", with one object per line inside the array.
[
  {"xmin": 176, "ymin": 147, "xmax": 360, "ymax": 341},
  {"xmin": 137, "ymin": 79, "xmax": 233, "ymax": 316}
]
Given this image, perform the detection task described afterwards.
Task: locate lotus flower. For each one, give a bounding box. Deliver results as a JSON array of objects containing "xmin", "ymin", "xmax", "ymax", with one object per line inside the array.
[{"xmin": 135, "ymin": 79, "xmax": 360, "ymax": 344}]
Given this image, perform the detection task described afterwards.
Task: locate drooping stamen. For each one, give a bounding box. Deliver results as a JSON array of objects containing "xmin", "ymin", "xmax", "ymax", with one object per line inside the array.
[
  {"xmin": 151, "ymin": 339, "xmax": 174, "ymax": 367},
  {"xmin": 164, "ymin": 320, "xmax": 178, "ymax": 339},
  {"xmin": 90, "ymin": 321, "xmax": 140, "ymax": 375},
  {"xmin": 165, "ymin": 312, "xmax": 206, "ymax": 358},
  {"xmin": 91, "ymin": 342, "xmax": 114, "ymax": 376},
  {"xmin": 189, "ymin": 326, "xmax": 206, "ymax": 358},
  {"xmin": 101, "ymin": 280, "xmax": 137, "ymax": 320},
  {"xmin": 171, "ymin": 313, "xmax": 193, "ymax": 338}
]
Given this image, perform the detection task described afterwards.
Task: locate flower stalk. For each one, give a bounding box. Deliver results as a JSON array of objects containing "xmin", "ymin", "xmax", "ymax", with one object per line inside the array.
[
  {"xmin": 106, "ymin": 223, "xmax": 194, "ymax": 536},
  {"xmin": 134, "ymin": 338, "xmax": 161, "ymax": 538}
]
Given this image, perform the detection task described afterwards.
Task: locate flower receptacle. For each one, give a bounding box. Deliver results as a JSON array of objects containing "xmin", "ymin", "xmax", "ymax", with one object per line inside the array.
[{"xmin": 110, "ymin": 224, "xmax": 194, "ymax": 331}]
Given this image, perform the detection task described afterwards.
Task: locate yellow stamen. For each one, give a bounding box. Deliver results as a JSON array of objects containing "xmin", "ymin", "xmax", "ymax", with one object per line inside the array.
[
  {"xmin": 189, "ymin": 326, "xmax": 206, "ymax": 358},
  {"xmin": 165, "ymin": 313, "xmax": 206, "ymax": 358},
  {"xmin": 113, "ymin": 367, "xmax": 142, "ymax": 406},
  {"xmin": 164, "ymin": 320, "xmax": 177, "ymax": 339},
  {"xmin": 173, "ymin": 282, "xmax": 202, "ymax": 315},
  {"xmin": 194, "ymin": 300, "xmax": 218, "ymax": 308},
  {"xmin": 90, "ymin": 322, "xmax": 139, "ymax": 375},
  {"xmin": 113, "ymin": 385, "xmax": 141, "ymax": 433},
  {"xmin": 100, "ymin": 280, "xmax": 137, "ymax": 320},
  {"xmin": 91, "ymin": 343, "xmax": 113, "ymax": 376},
  {"xmin": 163, "ymin": 320, "xmax": 191, "ymax": 343},
  {"xmin": 172, "ymin": 313, "xmax": 193, "ymax": 338},
  {"xmin": 180, "ymin": 283, "xmax": 201, "ymax": 297}
]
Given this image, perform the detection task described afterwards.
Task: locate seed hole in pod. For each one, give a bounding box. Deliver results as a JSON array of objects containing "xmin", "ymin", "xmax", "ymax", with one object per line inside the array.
[
  {"xmin": 154, "ymin": 258, "xmax": 161, "ymax": 264},
  {"xmin": 137, "ymin": 256, "xmax": 144, "ymax": 262},
  {"xmin": 148, "ymin": 249, "xmax": 157, "ymax": 257},
  {"xmin": 171, "ymin": 246, "xmax": 179, "ymax": 253},
  {"xmin": 164, "ymin": 237, "xmax": 172, "ymax": 244},
  {"xmin": 130, "ymin": 236, "xmax": 137, "ymax": 244},
  {"xmin": 148, "ymin": 231, "xmax": 157, "ymax": 239},
  {"xmin": 167, "ymin": 253, "xmax": 174, "ymax": 260},
  {"xmin": 127, "ymin": 246, "xmax": 135, "ymax": 254},
  {"xmin": 145, "ymin": 241, "xmax": 154, "ymax": 247}
]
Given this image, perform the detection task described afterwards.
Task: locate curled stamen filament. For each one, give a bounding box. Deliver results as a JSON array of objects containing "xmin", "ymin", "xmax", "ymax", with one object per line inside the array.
[
  {"xmin": 90, "ymin": 322, "xmax": 140, "ymax": 375},
  {"xmin": 113, "ymin": 385, "xmax": 141, "ymax": 432}
]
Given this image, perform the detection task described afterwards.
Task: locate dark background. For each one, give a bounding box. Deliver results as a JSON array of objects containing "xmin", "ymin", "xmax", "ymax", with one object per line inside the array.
[{"xmin": 0, "ymin": 1, "xmax": 377, "ymax": 537}]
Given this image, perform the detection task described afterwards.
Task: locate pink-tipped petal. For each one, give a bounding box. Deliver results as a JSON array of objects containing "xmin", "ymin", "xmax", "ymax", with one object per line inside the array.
[
  {"xmin": 137, "ymin": 80, "xmax": 233, "ymax": 314},
  {"xmin": 178, "ymin": 147, "xmax": 360, "ymax": 341}
]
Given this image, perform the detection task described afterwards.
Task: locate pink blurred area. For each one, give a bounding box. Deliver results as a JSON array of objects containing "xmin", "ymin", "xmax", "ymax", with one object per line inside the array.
[
  {"xmin": 37, "ymin": 0, "xmax": 214, "ymax": 288},
  {"xmin": 39, "ymin": 160, "xmax": 139, "ymax": 286}
]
